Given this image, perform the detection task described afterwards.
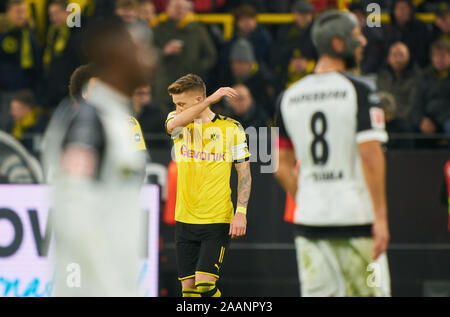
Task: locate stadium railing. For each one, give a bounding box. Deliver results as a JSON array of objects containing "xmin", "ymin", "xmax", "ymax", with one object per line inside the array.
[{"xmin": 188, "ymin": 12, "xmax": 437, "ymax": 40}]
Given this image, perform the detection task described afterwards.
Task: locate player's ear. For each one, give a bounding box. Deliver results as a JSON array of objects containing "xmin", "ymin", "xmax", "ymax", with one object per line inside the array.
[{"xmin": 331, "ymin": 37, "xmax": 345, "ymax": 54}]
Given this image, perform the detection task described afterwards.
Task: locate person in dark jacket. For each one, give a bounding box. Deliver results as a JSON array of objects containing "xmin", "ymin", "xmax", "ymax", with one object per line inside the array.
[
  {"xmin": 152, "ymin": 0, "xmax": 217, "ymax": 109},
  {"xmin": 377, "ymin": 41, "xmax": 421, "ymax": 124},
  {"xmin": 349, "ymin": 2, "xmax": 386, "ymax": 74},
  {"xmin": 132, "ymin": 85, "xmax": 167, "ymax": 135},
  {"xmin": 218, "ymin": 38, "xmax": 275, "ymax": 118},
  {"xmin": 384, "ymin": 0, "xmax": 432, "ymax": 68},
  {"xmin": 411, "ymin": 39, "xmax": 450, "ymax": 145},
  {"xmin": 272, "ymin": 0, "xmax": 317, "ymax": 76},
  {"xmin": 378, "ymin": 91, "xmax": 414, "ymax": 149},
  {"xmin": 231, "ymin": 4, "xmax": 273, "ymax": 67},
  {"xmin": 432, "ymin": 8, "xmax": 450, "ymax": 44},
  {"xmin": 0, "ymin": 0, "xmax": 41, "ymax": 131},
  {"xmin": 38, "ymin": 0, "xmax": 83, "ymax": 112},
  {"xmin": 9, "ymin": 89, "xmax": 46, "ymax": 154},
  {"xmin": 223, "ymin": 84, "xmax": 268, "ymax": 129},
  {"xmin": 276, "ymin": 46, "xmax": 316, "ymax": 92},
  {"xmin": 217, "ymin": 4, "xmax": 273, "ymax": 79}
]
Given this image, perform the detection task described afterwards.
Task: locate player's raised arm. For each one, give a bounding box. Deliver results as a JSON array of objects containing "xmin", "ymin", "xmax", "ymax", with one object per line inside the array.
[{"xmin": 166, "ymin": 87, "xmax": 238, "ymax": 133}]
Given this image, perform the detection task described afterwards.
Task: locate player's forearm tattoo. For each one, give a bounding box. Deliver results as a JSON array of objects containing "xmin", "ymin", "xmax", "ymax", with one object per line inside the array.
[{"xmin": 236, "ymin": 161, "xmax": 251, "ymax": 208}]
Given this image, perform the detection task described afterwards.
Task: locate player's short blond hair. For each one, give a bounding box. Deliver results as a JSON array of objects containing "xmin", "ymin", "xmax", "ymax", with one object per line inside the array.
[{"xmin": 167, "ymin": 73, "xmax": 206, "ymax": 97}]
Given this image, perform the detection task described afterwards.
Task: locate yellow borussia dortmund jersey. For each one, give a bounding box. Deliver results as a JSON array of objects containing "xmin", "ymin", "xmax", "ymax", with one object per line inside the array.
[
  {"xmin": 128, "ymin": 116, "xmax": 147, "ymax": 151},
  {"xmin": 165, "ymin": 111, "xmax": 251, "ymax": 224}
]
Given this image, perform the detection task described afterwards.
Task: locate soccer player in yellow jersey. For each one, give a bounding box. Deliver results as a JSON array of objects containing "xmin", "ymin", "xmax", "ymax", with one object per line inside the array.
[{"xmin": 165, "ymin": 74, "xmax": 252, "ymax": 297}]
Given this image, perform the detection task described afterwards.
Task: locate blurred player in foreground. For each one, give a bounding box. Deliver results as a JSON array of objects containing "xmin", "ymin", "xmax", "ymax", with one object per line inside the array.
[
  {"xmin": 45, "ymin": 17, "xmax": 155, "ymax": 296},
  {"xmin": 275, "ymin": 10, "xmax": 391, "ymax": 297},
  {"xmin": 68, "ymin": 63, "xmax": 148, "ymax": 157},
  {"xmin": 165, "ymin": 74, "xmax": 251, "ymax": 297}
]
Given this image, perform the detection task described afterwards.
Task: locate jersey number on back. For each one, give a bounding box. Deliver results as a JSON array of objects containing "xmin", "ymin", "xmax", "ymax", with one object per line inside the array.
[{"xmin": 310, "ymin": 111, "xmax": 329, "ymax": 165}]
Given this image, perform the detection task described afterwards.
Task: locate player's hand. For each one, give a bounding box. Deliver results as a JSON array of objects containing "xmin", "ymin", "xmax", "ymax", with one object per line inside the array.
[
  {"xmin": 164, "ymin": 40, "xmax": 183, "ymax": 55},
  {"xmin": 372, "ymin": 216, "xmax": 390, "ymax": 261},
  {"xmin": 206, "ymin": 87, "xmax": 239, "ymax": 105},
  {"xmin": 229, "ymin": 212, "xmax": 247, "ymax": 239}
]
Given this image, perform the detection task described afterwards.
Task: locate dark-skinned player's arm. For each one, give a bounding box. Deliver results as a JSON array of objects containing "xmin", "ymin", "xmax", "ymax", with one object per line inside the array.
[
  {"xmin": 61, "ymin": 105, "xmax": 104, "ymax": 179},
  {"xmin": 274, "ymin": 147, "xmax": 298, "ymax": 199},
  {"xmin": 359, "ymin": 140, "xmax": 389, "ymax": 261},
  {"xmin": 273, "ymin": 91, "xmax": 299, "ymax": 199},
  {"xmin": 166, "ymin": 87, "xmax": 238, "ymax": 133},
  {"xmin": 230, "ymin": 160, "xmax": 252, "ymax": 239}
]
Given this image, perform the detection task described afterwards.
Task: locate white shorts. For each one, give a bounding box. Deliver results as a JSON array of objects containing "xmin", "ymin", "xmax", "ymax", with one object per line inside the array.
[{"xmin": 295, "ymin": 236, "xmax": 391, "ymax": 297}]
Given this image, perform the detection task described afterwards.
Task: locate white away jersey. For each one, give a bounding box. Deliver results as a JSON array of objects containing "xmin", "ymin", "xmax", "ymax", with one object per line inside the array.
[{"xmin": 278, "ymin": 72, "xmax": 388, "ymax": 228}]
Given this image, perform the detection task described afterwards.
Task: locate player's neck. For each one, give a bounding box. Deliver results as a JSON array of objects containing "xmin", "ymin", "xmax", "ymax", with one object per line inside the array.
[
  {"xmin": 315, "ymin": 55, "xmax": 347, "ymax": 74},
  {"xmin": 196, "ymin": 108, "xmax": 215, "ymax": 124}
]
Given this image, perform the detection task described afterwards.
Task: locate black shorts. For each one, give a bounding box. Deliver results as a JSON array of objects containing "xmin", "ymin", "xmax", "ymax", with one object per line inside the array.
[{"xmin": 175, "ymin": 222, "xmax": 231, "ymax": 281}]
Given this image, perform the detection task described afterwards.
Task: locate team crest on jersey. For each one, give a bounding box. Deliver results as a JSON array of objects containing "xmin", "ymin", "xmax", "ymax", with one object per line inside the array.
[
  {"xmin": 369, "ymin": 107, "xmax": 385, "ymax": 129},
  {"xmin": 210, "ymin": 132, "xmax": 220, "ymax": 141}
]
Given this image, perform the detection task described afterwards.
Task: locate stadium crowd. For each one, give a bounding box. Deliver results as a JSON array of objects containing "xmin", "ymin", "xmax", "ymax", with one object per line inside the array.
[{"xmin": 0, "ymin": 0, "xmax": 449, "ymax": 160}]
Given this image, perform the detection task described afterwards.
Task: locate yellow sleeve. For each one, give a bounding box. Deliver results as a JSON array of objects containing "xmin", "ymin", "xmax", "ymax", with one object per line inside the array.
[
  {"xmin": 128, "ymin": 116, "xmax": 147, "ymax": 151},
  {"xmin": 165, "ymin": 111, "xmax": 177, "ymax": 135},
  {"xmin": 231, "ymin": 121, "xmax": 251, "ymax": 162}
]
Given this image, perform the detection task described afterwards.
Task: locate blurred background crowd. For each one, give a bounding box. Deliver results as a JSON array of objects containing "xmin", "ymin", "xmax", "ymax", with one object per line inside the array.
[{"xmin": 0, "ymin": 0, "xmax": 449, "ymax": 163}]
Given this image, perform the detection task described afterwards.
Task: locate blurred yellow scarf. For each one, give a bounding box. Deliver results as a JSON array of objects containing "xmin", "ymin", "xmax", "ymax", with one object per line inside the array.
[{"xmin": 12, "ymin": 108, "xmax": 40, "ymax": 140}]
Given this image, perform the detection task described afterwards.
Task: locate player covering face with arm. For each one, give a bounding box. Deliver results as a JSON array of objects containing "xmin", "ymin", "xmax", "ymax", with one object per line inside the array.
[
  {"xmin": 166, "ymin": 78, "xmax": 250, "ymax": 239},
  {"xmin": 165, "ymin": 74, "xmax": 251, "ymax": 297}
]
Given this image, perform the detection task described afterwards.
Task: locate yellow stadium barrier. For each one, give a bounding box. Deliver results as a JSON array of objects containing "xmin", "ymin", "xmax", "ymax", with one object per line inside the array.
[{"xmin": 191, "ymin": 12, "xmax": 436, "ymax": 41}]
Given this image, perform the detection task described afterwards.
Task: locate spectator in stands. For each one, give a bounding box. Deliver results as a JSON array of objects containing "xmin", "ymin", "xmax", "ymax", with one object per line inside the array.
[
  {"xmin": 385, "ymin": 0, "xmax": 432, "ymax": 68},
  {"xmin": 9, "ymin": 89, "xmax": 46, "ymax": 154},
  {"xmin": 216, "ymin": 3, "xmax": 273, "ymax": 78},
  {"xmin": 39, "ymin": 0, "xmax": 83, "ymax": 112},
  {"xmin": 218, "ymin": 38, "xmax": 275, "ymax": 117},
  {"xmin": 153, "ymin": 0, "xmax": 227, "ymax": 13},
  {"xmin": 152, "ymin": 0, "xmax": 217, "ymax": 109},
  {"xmin": 349, "ymin": 2, "xmax": 386, "ymax": 74},
  {"xmin": 231, "ymin": 4, "xmax": 273, "ymax": 67},
  {"xmin": 278, "ymin": 47, "xmax": 315, "ymax": 91},
  {"xmin": 139, "ymin": 0, "xmax": 160, "ymax": 28},
  {"xmin": 115, "ymin": 0, "xmax": 139, "ymax": 22},
  {"xmin": 223, "ymin": 84, "xmax": 268, "ymax": 129},
  {"xmin": 378, "ymin": 91, "xmax": 414, "ymax": 149},
  {"xmin": 0, "ymin": 0, "xmax": 41, "ymax": 131},
  {"xmin": 272, "ymin": 0, "xmax": 317, "ymax": 75},
  {"xmin": 411, "ymin": 39, "xmax": 450, "ymax": 141},
  {"xmin": 377, "ymin": 42, "xmax": 421, "ymax": 125},
  {"xmin": 132, "ymin": 85, "xmax": 167, "ymax": 135},
  {"xmin": 115, "ymin": 0, "xmax": 153, "ymax": 44},
  {"xmin": 432, "ymin": 8, "xmax": 450, "ymax": 43},
  {"xmin": 91, "ymin": 0, "xmax": 116, "ymax": 17}
]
